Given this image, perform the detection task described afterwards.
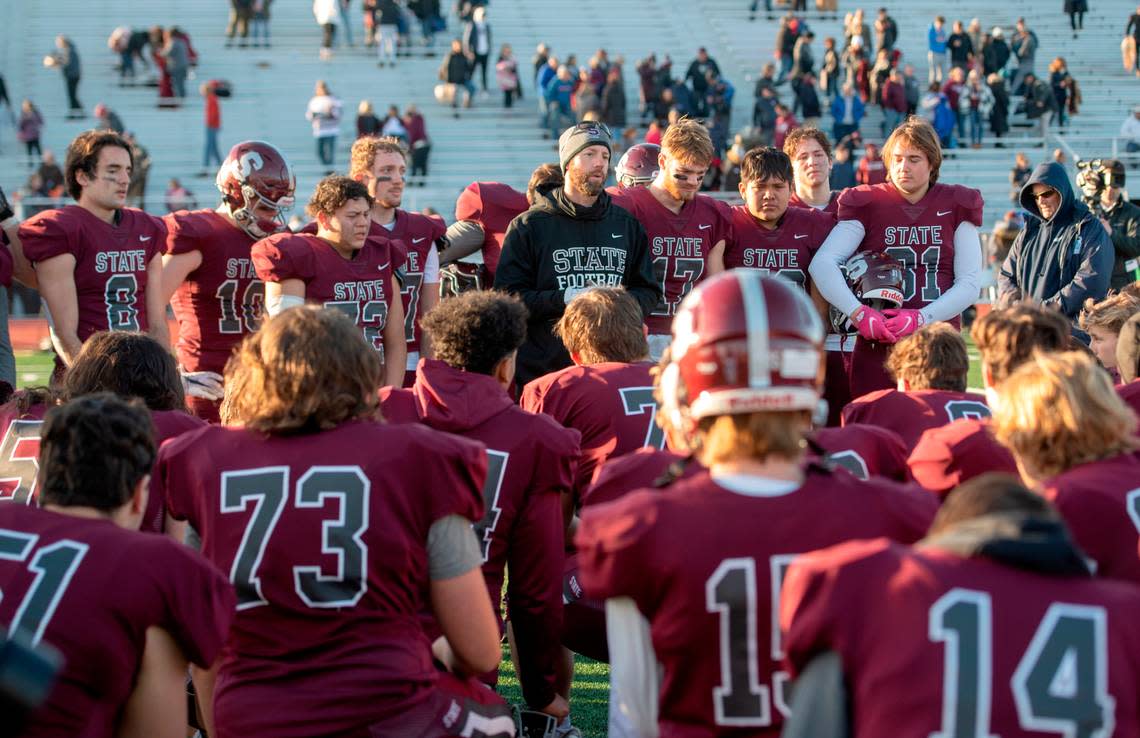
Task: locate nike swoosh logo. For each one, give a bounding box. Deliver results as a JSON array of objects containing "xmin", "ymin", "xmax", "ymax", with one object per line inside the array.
[
  {"xmin": 611, "ymin": 233, "xmax": 623, "ymax": 239},
  {"xmin": 139, "ymin": 236, "xmax": 152, "ymax": 242},
  {"xmin": 376, "ymin": 261, "xmax": 390, "ymax": 271},
  {"xmin": 412, "ymin": 237, "xmax": 426, "ymax": 244},
  {"xmin": 698, "ymin": 224, "xmax": 711, "ymax": 230},
  {"xmin": 794, "ymin": 234, "xmax": 808, "ymax": 239},
  {"xmin": 936, "ymin": 210, "xmax": 952, "ymax": 217}
]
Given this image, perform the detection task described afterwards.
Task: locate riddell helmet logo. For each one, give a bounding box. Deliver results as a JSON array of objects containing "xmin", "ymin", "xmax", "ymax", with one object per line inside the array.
[{"xmin": 235, "ymin": 151, "xmax": 264, "ymax": 179}]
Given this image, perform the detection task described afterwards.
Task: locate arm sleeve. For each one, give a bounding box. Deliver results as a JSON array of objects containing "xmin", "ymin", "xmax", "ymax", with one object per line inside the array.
[
  {"xmin": 426, "ymin": 514, "xmax": 484, "ymax": 580},
  {"xmin": 920, "ymin": 221, "xmax": 983, "ymax": 323},
  {"xmin": 605, "ymin": 597, "xmax": 661, "ymax": 738},
  {"xmin": 422, "ymin": 244, "xmax": 440, "ymax": 284},
  {"xmin": 17, "ymin": 212, "xmax": 75, "ymax": 264},
  {"xmin": 996, "ymin": 232, "xmax": 1025, "ymax": 307},
  {"xmin": 493, "ymin": 222, "xmax": 568, "ymax": 321},
  {"xmin": 808, "ymin": 220, "xmax": 866, "ymax": 317},
  {"xmin": 1048, "ymin": 222, "xmax": 1113, "ymax": 316},
  {"xmin": 441, "ymin": 220, "xmax": 486, "ymax": 262},
  {"xmin": 1110, "ymin": 207, "xmax": 1140, "ymax": 259},
  {"xmin": 623, "ymin": 220, "xmax": 664, "ymax": 318},
  {"xmin": 153, "ymin": 542, "xmax": 237, "ymax": 668},
  {"xmin": 251, "ymin": 237, "xmax": 306, "ymax": 283}
]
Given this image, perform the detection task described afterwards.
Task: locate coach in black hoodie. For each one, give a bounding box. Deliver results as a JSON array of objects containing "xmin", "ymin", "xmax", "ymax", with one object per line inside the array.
[{"xmin": 495, "ymin": 123, "xmax": 661, "ymax": 385}]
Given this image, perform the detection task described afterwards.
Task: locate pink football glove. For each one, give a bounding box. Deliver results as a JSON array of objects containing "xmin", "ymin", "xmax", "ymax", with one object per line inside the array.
[
  {"xmin": 882, "ymin": 308, "xmax": 926, "ymax": 339},
  {"xmin": 851, "ymin": 306, "xmax": 898, "ymax": 343}
]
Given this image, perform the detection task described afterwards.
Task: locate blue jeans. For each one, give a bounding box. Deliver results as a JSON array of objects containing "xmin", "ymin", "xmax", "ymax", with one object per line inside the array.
[
  {"xmin": 338, "ymin": 3, "xmax": 354, "ymax": 45},
  {"xmin": 250, "ymin": 17, "xmax": 269, "ymax": 44},
  {"xmin": 204, "ymin": 126, "xmax": 222, "ymax": 167},
  {"xmin": 547, "ymin": 103, "xmax": 571, "ymax": 140},
  {"xmin": 883, "ymin": 109, "xmax": 903, "ymax": 136},
  {"xmin": 968, "ymin": 108, "xmax": 983, "ymax": 145},
  {"xmin": 776, "ymin": 55, "xmax": 793, "ymax": 83},
  {"xmin": 317, "ymin": 135, "xmax": 336, "ymax": 166}
]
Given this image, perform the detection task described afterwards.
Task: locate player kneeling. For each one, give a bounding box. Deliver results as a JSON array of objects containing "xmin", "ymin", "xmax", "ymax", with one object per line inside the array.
[
  {"xmin": 154, "ymin": 306, "xmax": 515, "ymax": 738},
  {"xmin": 782, "ymin": 473, "xmax": 1140, "ymax": 738},
  {"xmin": 575, "ymin": 270, "xmax": 937, "ymax": 738}
]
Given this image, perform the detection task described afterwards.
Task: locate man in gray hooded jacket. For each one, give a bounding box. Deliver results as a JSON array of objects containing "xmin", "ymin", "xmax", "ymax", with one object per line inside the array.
[{"xmin": 997, "ymin": 161, "xmax": 1111, "ymax": 320}]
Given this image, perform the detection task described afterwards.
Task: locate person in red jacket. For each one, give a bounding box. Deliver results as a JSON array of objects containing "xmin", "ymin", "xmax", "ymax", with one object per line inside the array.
[
  {"xmin": 855, "ymin": 141, "xmax": 886, "ymax": 185},
  {"xmin": 200, "ymin": 81, "xmax": 222, "ymax": 173}
]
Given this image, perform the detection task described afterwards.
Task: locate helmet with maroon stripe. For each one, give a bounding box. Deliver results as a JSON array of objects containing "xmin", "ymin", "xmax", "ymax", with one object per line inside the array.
[
  {"xmin": 216, "ymin": 140, "xmax": 296, "ymax": 239},
  {"xmin": 830, "ymin": 251, "xmax": 905, "ymax": 334},
  {"xmin": 615, "ymin": 143, "xmax": 661, "ymax": 188},
  {"xmin": 670, "ymin": 270, "xmax": 825, "ymax": 420}
]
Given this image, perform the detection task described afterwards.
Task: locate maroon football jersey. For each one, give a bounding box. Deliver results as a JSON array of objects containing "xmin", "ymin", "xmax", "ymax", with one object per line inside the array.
[
  {"xmin": 582, "ymin": 447, "xmax": 697, "ymax": 508},
  {"xmin": 842, "ymin": 388, "xmax": 990, "ymax": 450},
  {"xmin": 610, "ymin": 187, "xmax": 731, "ymax": 335},
  {"xmin": 142, "ymin": 409, "xmax": 208, "ymax": 533},
  {"xmin": 576, "ymin": 466, "xmax": 937, "ymax": 737},
  {"xmin": 724, "ymin": 205, "xmax": 835, "ymax": 293},
  {"xmin": 521, "ymin": 361, "xmax": 660, "ymax": 498},
  {"xmin": 837, "ymin": 182, "xmax": 984, "ymax": 320},
  {"xmin": 384, "ymin": 210, "xmax": 447, "ymax": 356},
  {"xmin": 380, "ymin": 359, "xmax": 579, "ymax": 708},
  {"xmin": 454, "ymin": 182, "xmax": 529, "ymax": 280},
  {"xmin": 0, "ymin": 397, "xmax": 48, "ymax": 504},
  {"xmin": 163, "ymin": 209, "xmax": 261, "ymax": 375},
  {"xmin": 19, "ymin": 205, "xmax": 165, "ymax": 340},
  {"xmin": 0, "ymin": 503, "xmax": 234, "ymax": 738},
  {"xmin": 156, "ymin": 419, "xmax": 489, "ymax": 737},
  {"xmin": 787, "ymin": 190, "xmax": 840, "ymax": 216},
  {"xmin": 1118, "ymin": 380, "xmax": 1140, "ymax": 419},
  {"xmin": 908, "ymin": 418, "xmax": 1018, "ymax": 497},
  {"xmin": 1042, "ymin": 452, "xmax": 1140, "ymax": 584},
  {"xmin": 251, "ymin": 232, "xmax": 399, "ymax": 355},
  {"xmin": 809, "ymin": 422, "xmax": 911, "ymax": 482},
  {"xmin": 783, "ymin": 538, "xmax": 1140, "ymax": 738}
]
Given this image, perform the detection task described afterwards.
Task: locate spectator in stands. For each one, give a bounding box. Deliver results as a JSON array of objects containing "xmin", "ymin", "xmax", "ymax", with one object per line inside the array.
[
  {"xmin": 125, "ymin": 132, "xmax": 151, "ymax": 210},
  {"xmin": 948, "ymin": 20, "xmax": 974, "ymax": 72},
  {"xmin": 47, "ymin": 35, "xmax": 83, "ymax": 119},
  {"xmin": 496, "ymin": 44, "xmax": 520, "ymax": 108},
  {"xmin": 774, "ymin": 103, "xmax": 799, "ymax": 149},
  {"xmin": 1011, "ymin": 18, "xmax": 1038, "ymax": 93},
  {"xmin": 16, "ymin": 100, "xmax": 43, "ymax": 168},
  {"xmin": 856, "ymin": 141, "xmax": 886, "ymax": 185},
  {"xmin": 375, "ymin": 0, "xmax": 400, "ymax": 67},
  {"xmin": 920, "ymin": 82, "xmax": 955, "ymax": 147},
  {"xmin": 404, "ymin": 104, "xmax": 430, "ymax": 181},
  {"xmin": 830, "ymin": 141, "xmax": 856, "ymax": 189},
  {"xmin": 462, "ymin": 6, "xmax": 492, "ymax": 95},
  {"xmin": 199, "ymin": 83, "xmax": 223, "ymax": 175},
  {"xmin": 874, "ymin": 8, "xmax": 898, "ymax": 52},
  {"xmin": 159, "ymin": 28, "xmax": 190, "ymax": 100},
  {"xmin": 356, "ymin": 100, "xmax": 382, "ymax": 137},
  {"xmin": 881, "ymin": 69, "xmax": 908, "ymax": 136},
  {"xmin": 794, "ymin": 72, "xmax": 822, "ymax": 128},
  {"xmin": 227, "ymin": 0, "xmax": 253, "ymax": 47},
  {"xmin": 1121, "ymin": 106, "xmax": 1140, "ymax": 153},
  {"xmin": 982, "ymin": 27, "xmax": 1010, "ymax": 76},
  {"xmin": 314, "ymin": 0, "xmax": 339, "ymax": 60},
  {"xmin": 337, "ymin": 0, "xmax": 355, "ymax": 48},
  {"xmin": 927, "ymin": 15, "xmax": 949, "ymax": 84},
  {"xmin": 380, "ymin": 104, "xmax": 408, "ymax": 142},
  {"xmin": 988, "ymin": 72, "xmax": 1010, "ymax": 146},
  {"xmin": 250, "ymin": 0, "xmax": 272, "ymax": 47},
  {"xmin": 574, "ymin": 69, "xmax": 601, "ymax": 122},
  {"xmin": 1049, "ymin": 57, "xmax": 1073, "ymax": 130},
  {"xmin": 601, "ymin": 67, "xmax": 626, "ymax": 129},
  {"xmin": 37, "ymin": 150, "xmax": 63, "ymax": 194},
  {"xmin": 753, "ymin": 61, "xmax": 778, "ymax": 100},
  {"xmin": 942, "ymin": 67, "xmax": 967, "ymax": 148},
  {"xmin": 792, "ymin": 31, "xmax": 816, "ymax": 89},
  {"xmin": 1066, "ymin": 0, "xmax": 1087, "ymax": 37},
  {"xmin": 845, "ymin": 9, "xmax": 871, "ymax": 54},
  {"xmin": 902, "ymin": 64, "xmax": 920, "ymax": 115},
  {"xmin": 636, "ymin": 54, "xmax": 659, "ymax": 122},
  {"xmin": 961, "ymin": 69, "xmax": 994, "ymax": 149},
  {"xmin": 842, "ymin": 35, "xmax": 870, "ymax": 101},
  {"xmin": 109, "ymin": 27, "xmax": 151, "ymax": 85},
  {"xmin": 645, "ymin": 119, "xmax": 663, "ymax": 145},
  {"xmin": 820, "ymin": 37, "xmax": 840, "ymax": 100},
  {"xmin": 545, "ymin": 65, "xmax": 575, "ymax": 139},
  {"xmin": 998, "ymin": 161, "xmax": 1112, "ymax": 319},
  {"xmin": 164, "ymin": 178, "xmax": 196, "ymax": 212},
  {"xmin": 1010, "ymin": 152, "xmax": 1031, "ymax": 204},
  {"xmin": 966, "ymin": 18, "xmax": 984, "ymax": 58},
  {"xmin": 775, "ymin": 16, "xmax": 798, "ymax": 85},
  {"xmin": 94, "ymin": 103, "xmax": 124, "ymax": 134},
  {"xmin": 1128, "ymin": 7, "xmax": 1140, "ymax": 75},
  {"xmin": 830, "ymin": 82, "xmax": 864, "ymax": 143},
  {"xmin": 306, "ymin": 80, "xmax": 343, "ymax": 168},
  {"xmin": 686, "ymin": 47, "xmax": 720, "ymax": 116},
  {"xmin": 869, "ymin": 48, "xmax": 892, "ymax": 113},
  {"xmin": 1022, "ymin": 72, "xmax": 1056, "ymax": 141}
]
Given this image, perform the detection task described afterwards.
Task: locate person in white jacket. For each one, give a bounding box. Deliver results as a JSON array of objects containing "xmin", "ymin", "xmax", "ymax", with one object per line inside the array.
[
  {"xmin": 306, "ymin": 79, "xmax": 342, "ymax": 168},
  {"xmin": 1121, "ymin": 105, "xmax": 1140, "ymax": 152},
  {"xmin": 313, "ymin": 0, "xmax": 340, "ymax": 60}
]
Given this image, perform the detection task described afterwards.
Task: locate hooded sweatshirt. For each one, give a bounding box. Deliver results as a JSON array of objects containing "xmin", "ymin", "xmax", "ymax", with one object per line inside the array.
[
  {"xmin": 494, "ymin": 186, "xmax": 661, "ymax": 386},
  {"xmin": 378, "ymin": 359, "xmax": 581, "ymax": 709},
  {"xmin": 997, "ymin": 162, "xmax": 1111, "ymax": 318}
]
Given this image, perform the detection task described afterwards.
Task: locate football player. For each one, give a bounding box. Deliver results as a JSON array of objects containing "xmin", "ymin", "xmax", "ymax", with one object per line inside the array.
[
  {"xmin": 155, "ymin": 307, "xmax": 515, "ymax": 738},
  {"xmin": 1079, "ymin": 291, "xmax": 1140, "ymax": 379},
  {"xmin": 521, "ymin": 287, "xmax": 659, "ymax": 500},
  {"xmin": 251, "ymin": 175, "xmax": 406, "ymax": 387},
  {"xmin": 0, "ymin": 394, "xmax": 234, "ymax": 737},
  {"xmin": 18, "ymin": 130, "xmax": 169, "ymax": 372},
  {"xmin": 1117, "ymin": 311, "xmax": 1140, "ymax": 414},
  {"xmin": 378, "ymin": 291, "xmax": 579, "ymax": 725},
  {"xmin": 349, "ymin": 136, "xmax": 446, "ymax": 387},
  {"xmin": 575, "ymin": 271, "xmax": 937, "ymax": 738},
  {"xmin": 609, "ymin": 118, "xmax": 732, "ymax": 360},
  {"xmin": 610, "ymin": 143, "xmax": 661, "ymax": 190},
  {"xmin": 783, "ymin": 127, "xmax": 840, "ymax": 214},
  {"xmin": 991, "ymin": 350, "xmax": 1140, "ymax": 584},
  {"xmin": 808, "ymin": 423, "xmax": 911, "ymax": 482},
  {"xmin": 842, "ymin": 322, "xmax": 990, "ymax": 449},
  {"xmin": 908, "ymin": 302, "xmax": 1067, "ymax": 497},
  {"xmin": 159, "ymin": 140, "xmax": 296, "ymax": 422},
  {"xmin": 809, "ymin": 116, "xmax": 984, "ymax": 396},
  {"xmin": 781, "ymin": 473, "xmax": 1140, "ymax": 738}
]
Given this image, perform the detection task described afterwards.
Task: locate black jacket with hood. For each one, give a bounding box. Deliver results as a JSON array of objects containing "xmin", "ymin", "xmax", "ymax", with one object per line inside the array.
[
  {"xmin": 494, "ymin": 186, "xmax": 661, "ymax": 386},
  {"xmin": 997, "ymin": 162, "xmax": 1111, "ymax": 319}
]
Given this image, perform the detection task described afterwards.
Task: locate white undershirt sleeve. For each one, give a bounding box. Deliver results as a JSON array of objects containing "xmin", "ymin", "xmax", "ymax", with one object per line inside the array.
[
  {"xmin": 265, "ymin": 293, "xmax": 305, "ymax": 317},
  {"xmin": 423, "ymin": 244, "xmax": 440, "ymax": 285},
  {"xmin": 920, "ymin": 221, "xmax": 983, "ymax": 324},
  {"xmin": 808, "ymin": 220, "xmax": 866, "ymax": 318},
  {"xmin": 606, "ymin": 597, "xmax": 661, "ymax": 738}
]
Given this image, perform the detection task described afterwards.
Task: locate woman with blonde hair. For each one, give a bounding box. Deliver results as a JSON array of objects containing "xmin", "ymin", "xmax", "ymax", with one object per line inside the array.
[{"xmin": 356, "ymin": 99, "xmax": 381, "ymax": 138}]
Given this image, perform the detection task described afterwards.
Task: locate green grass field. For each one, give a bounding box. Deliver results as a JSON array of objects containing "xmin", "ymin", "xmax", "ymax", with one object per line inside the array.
[{"xmin": 15, "ymin": 350, "xmax": 55, "ymax": 388}]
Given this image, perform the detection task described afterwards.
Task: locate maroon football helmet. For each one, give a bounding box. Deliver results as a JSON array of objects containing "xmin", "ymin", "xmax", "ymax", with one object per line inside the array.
[
  {"xmin": 670, "ymin": 270, "xmax": 825, "ymax": 420},
  {"xmin": 831, "ymin": 251, "xmax": 905, "ymax": 334},
  {"xmin": 615, "ymin": 143, "xmax": 661, "ymax": 188},
  {"xmin": 216, "ymin": 140, "xmax": 296, "ymax": 239}
]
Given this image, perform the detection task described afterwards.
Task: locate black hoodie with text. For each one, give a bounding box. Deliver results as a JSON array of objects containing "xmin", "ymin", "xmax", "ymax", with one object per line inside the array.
[{"xmin": 494, "ymin": 186, "xmax": 661, "ymax": 385}]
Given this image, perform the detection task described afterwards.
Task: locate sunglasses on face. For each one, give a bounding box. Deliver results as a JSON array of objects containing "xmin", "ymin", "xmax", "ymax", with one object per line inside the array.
[{"xmin": 1032, "ymin": 189, "xmax": 1059, "ymax": 202}]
